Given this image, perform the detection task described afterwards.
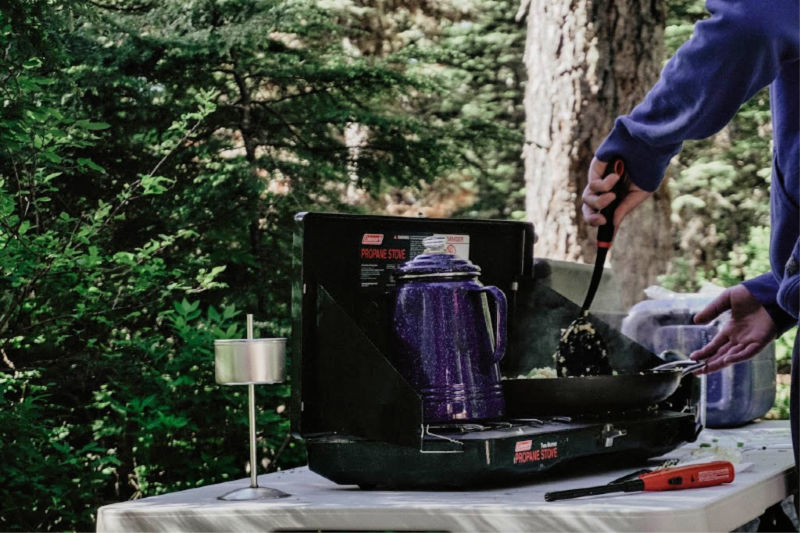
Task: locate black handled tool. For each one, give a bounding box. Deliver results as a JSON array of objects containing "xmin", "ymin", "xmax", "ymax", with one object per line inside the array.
[
  {"xmin": 580, "ymin": 157, "xmax": 630, "ymax": 311},
  {"xmin": 555, "ymin": 157, "xmax": 631, "ymax": 378}
]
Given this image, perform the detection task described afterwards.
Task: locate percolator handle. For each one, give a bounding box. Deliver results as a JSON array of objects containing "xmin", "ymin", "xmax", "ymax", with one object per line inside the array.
[{"xmin": 477, "ymin": 286, "xmax": 507, "ymax": 363}]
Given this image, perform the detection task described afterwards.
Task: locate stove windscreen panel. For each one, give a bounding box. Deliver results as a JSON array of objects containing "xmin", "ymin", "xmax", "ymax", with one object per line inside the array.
[{"xmin": 291, "ymin": 212, "xmax": 535, "ymax": 443}]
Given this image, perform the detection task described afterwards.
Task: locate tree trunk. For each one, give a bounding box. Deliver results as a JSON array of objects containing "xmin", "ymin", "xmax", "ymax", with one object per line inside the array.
[{"xmin": 520, "ymin": 0, "xmax": 672, "ymax": 308}]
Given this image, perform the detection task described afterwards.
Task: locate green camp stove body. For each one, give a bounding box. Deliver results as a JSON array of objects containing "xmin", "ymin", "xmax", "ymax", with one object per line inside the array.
[{"xmin": 291, "ymin": 213, "xmax": 701, "ymax": 489}]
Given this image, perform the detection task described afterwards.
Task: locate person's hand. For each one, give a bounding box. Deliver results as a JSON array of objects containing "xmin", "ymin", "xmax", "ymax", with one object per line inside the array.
[
  {"xmin": 689, "ymin": 284, "xmax": 777, "ymax": 374},
  {"xmin": 582, "ymin": 157, "xmax": 652, "ymax": 229}
]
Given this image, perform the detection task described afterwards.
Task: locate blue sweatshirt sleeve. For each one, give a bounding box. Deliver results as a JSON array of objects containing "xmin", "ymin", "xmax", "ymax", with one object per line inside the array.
[
  {"xmin": 743, "ymin": 272, "xmax": 796, "ymax": 336},
  {"xmin": 596, "ymin": 0, "xmax": 795, "ymax": 191},
  {"xmin": 777, "ymin": 238, "xmax": 800, "ymax": 322}
]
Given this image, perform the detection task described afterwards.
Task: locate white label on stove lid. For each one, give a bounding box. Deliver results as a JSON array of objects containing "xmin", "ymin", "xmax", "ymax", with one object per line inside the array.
[{"xmin": 432, "ymin": 233, "xmax": 470, "ymax": 260}]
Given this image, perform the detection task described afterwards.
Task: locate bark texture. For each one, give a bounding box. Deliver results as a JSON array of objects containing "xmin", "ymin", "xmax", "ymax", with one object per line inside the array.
[{"xmin": 521, "ymin": 0, "xmax": 672, "ymax": 308}]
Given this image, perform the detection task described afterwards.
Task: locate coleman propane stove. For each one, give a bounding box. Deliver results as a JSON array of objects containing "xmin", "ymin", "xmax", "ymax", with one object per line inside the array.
[{"xmin": 291, "ymin": 212, "xmax": 702, "ymax": 489}]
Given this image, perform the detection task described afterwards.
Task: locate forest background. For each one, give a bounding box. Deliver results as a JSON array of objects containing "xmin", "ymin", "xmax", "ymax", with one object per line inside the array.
[{"xmin": 1, "ymin": 0, "xmax": 793, "ymax": 530}]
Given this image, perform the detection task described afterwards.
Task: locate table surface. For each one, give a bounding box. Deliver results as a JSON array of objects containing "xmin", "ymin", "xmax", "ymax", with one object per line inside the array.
[{"xmin": 96, "ymin": 421, "xmax": 796, "ymax": 533}]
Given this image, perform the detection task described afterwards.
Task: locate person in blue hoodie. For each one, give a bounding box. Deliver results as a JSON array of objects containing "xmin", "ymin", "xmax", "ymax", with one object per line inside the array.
[{"xmin": 582, "ymin": 0, "xmax": 799, "ymax": 474}]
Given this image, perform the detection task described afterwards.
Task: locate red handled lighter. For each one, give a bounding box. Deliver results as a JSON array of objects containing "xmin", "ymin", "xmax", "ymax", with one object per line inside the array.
[{"xmin": 544, "ymin": 461, "xmax": 735, "ymax": 501}]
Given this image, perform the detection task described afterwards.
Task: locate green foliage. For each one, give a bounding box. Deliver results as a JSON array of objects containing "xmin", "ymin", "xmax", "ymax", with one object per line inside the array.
[
  {"xmin": 766, "ymin": 381, "xmax": 792, "ymax": 420},
  {"xmin": 1, "ymin": 369, "xmax": 120, "ymax": 530},
  {"xmin": 1, "ymin": 0, "xmax": 524, "ymax": 530},
  {"xmin": 428, "ymin": 0, "xmax": 527, "ymax": 219},
  {"xmin": 0, "ymin": 6, "xmax": 247, "ymax": 526}
]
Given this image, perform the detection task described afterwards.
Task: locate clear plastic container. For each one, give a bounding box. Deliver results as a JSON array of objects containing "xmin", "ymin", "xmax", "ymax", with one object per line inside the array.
[
  {"xmin": 622, "ymin": 298, "xmax": 776, "ymax": 428},
  {"xmin": 703, "ymin": 344, "xmax": 776, "ymax": 427}
]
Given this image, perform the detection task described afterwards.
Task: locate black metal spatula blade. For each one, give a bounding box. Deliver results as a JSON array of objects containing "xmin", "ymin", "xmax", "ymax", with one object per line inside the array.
[
  {"xmin": 555, "ymin": 157, "xmax": 629, "ymax": 377},
  {"xmin": 555, "ymin": 310, "xmax": 612, "ymax": 377}
]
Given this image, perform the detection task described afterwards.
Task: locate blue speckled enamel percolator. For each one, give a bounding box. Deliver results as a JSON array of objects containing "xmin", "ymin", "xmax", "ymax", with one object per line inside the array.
[{"xmin": 391, "ymin": 236, "xmax": 507, "ymax": 423}]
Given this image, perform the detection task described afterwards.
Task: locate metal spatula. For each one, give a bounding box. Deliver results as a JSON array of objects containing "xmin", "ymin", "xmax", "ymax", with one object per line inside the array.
[{"xmin": 555, "ymin": 158, "xmax": 630, "ymax": 377}]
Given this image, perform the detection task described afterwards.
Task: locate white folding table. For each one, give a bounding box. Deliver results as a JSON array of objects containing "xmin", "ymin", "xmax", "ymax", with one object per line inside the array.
[{"xmin": 96, "ymin": 420, "xmax": 796, "ymax": 532}]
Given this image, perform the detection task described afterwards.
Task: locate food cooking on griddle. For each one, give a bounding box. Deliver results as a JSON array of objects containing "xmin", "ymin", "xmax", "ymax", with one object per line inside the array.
[
  {"xmin": 514, "ymin": 366, "xmax": 558, "ymax": 379},
  {"xmin": 554, "ymin": 312, "xmax": 613, "ymax": 377}
]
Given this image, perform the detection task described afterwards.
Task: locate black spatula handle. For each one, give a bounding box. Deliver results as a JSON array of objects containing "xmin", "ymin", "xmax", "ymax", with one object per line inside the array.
[{"xmin": 597, "ymin": 157, "xmax": 630, "ymax": 246}]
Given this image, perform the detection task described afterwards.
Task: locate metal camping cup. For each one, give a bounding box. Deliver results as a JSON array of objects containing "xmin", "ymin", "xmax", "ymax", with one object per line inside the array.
[
  {"xmin": 214, "ymin": 315, "xmax": 289, "ymax": 500},
  {"xmin": 214, "ymin": 338, "xmax": 286, "ymax": 385},
  {"xmin": 392, "ymin": 236, "xmax": 507, "ymax": 423}
]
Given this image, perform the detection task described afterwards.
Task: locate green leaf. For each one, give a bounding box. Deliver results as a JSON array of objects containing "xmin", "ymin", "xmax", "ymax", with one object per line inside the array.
[
  {"xmin": 77, "ymin": 158, "xmax": 105, "ymax": 173},
  {"xmin": 22, "ymin": 57, "xmax": 43, "ymax": 70},
  {"xmin": 74, "ymin": 120, "xmax": 111, "ymax": 131},
  {"xmin": 140, "ymin": 175, "xmax": 174, "ymax": 196},
  {"xmin": 40, "ymin": 150, "xmax": 62, "ymax": 163},
  {"xmin": 181, "ymin": 299, "xmax": 199, "ymax": 314}
]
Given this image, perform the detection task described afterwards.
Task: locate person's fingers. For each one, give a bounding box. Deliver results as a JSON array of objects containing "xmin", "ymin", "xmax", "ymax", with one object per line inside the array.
[
  {"xmin": 588, "ymin": 157, "xmax": 608, "ymax": 182},
  {"xmin": 585, "ymin": 157, "xmax": 653, "ymax": 229},
  {"xmin": 693, "ymin": 361, "xmax": 715, "ymax": 375},
  {"xmin": 690, "ymin": 333, "xmax": 729, "ymax": 361},
  {"xmin": 703, "ymin": 341, "xmax": 737, "ymax": 371},
  {"xmin": 694, "ymin": 290, "xmax": 733, "ymax": 324},
  {"xmin": 587, "ymin": 172, "xmax": 621, "ymax": 194},
  {"xmin": 716, "ymin": 339, "xmax": 734, "ymax": 359},
  {"xmin": 699, "ymin": 339, "xmax": 761, "ymax": 373},
  {"xmin": 582, "ymin": 188, "xmax": 617, "ymax": 212},
  {"xmin": 704, "ymin": 355, "xmax": 730, "ymax": 374},
  {"xmin": 694, "ymin": 351, "xmax": 728, "ymax": 373},
  {"xmin": 583, "ymin": 175, "xmax": 620, "ymax": 215},
  {"xmin": 582, "ymin": 166, "xmax": 621, "ymax": 224},
  {"xmin": 723, "ymin": 342, "xmax": 762, "ymax": 365},
  {"xmin": 582, "ymin": 203, "xmax": 607, "ymax": 226},
  {"xmin": 693, "ymin": 364, "xmax": 710, "ymax": 375}
]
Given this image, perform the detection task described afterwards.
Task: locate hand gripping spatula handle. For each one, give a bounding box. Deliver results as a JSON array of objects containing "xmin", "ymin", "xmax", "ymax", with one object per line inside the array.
[
  {"xmin": 544, "ymin": 461, "xmax": 735, "ymax": 501},
  {"xmin": 580, "ymin": 157, "xmax": 630, "ymax": 312}
]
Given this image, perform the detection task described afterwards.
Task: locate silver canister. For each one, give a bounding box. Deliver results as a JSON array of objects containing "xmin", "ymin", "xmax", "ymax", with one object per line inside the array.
[{"xmin": 214, "ymin": 338, "xmax": 286, "ymax": 385}]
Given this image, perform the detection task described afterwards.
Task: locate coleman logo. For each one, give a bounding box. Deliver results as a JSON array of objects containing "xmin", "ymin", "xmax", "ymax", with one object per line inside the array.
[
  {"xmin": 362, "ymin": 233, "xmax": 384, "ymax": 245},
  {"xmin": 515, "ymin": 440, "xmax": 532, "ymax": 452}
]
